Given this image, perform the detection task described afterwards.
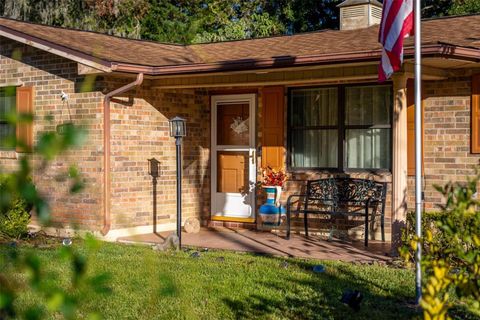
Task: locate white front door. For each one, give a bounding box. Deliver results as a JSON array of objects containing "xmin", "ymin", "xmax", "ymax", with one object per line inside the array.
[{"xmin": 211, "ymin": 94, "xmax": 256, "ymax": 220}]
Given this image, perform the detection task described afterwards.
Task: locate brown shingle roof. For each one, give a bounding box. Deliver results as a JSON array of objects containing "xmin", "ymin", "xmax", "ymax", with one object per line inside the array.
[
  {"xmin": 0, "ymin": 17, "xmax": 203, "ymax": 67},
  {"xmin": 1, "ymin": 14, "xmax": 480, "ymax": 74},
  {"xmin": 191, "ymin": 14, "xmax": 480, "ymax": 63}
]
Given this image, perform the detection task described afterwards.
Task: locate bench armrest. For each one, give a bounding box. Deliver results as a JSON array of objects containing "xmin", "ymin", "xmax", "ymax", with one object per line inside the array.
[
  {"xmin": 285, "ymin": 194, "xmax": 306, "ymax": 240},
  {"xmin": 286, "ymin": 194, "xmax": 306, "ymax": 207}
]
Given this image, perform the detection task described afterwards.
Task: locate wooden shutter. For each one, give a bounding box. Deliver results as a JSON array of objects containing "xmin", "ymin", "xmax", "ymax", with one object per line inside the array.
[
  {"xmin": 407, "ymin": 79, "xmax": 424, "ymax": 176},
  {"xmin": 16, "ymin": 86, "xmax": 34, "ymax": 153},
  {"xmin": 471, "ymin": 74, "xmax": 480, "ymax": 153},
  {"xmin": 261, "ymin": 86, "xmax": 285, "ymax": 169}
]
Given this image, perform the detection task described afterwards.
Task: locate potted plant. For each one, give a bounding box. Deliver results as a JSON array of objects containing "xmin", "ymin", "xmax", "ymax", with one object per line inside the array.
[{"xmin": 258, "ymin": 167, "xmax": 287, "ymax": 226}]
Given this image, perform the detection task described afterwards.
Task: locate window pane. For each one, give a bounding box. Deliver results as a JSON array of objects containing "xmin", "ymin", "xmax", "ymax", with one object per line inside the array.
[
  {"xmin": 292, "ymin": 129, "xmax": 338, "ymax": 168},
  {"xmin": 290, "ymin": 88, "xmax": 338, "ymax": 126},
  {"xmin": 346, "ymin": 129, "xmax": 390, "ymax": 169},
  {"xmin": 345, "ymin": 85, "xmax": 391, "ymax": 126},
  {"xmin": 0, "ymin": 123, "xmax": 15, "ymax": 140},
  {"xmin": 216, "ymin": 103, "xmax": 250, "ymax": 146},
  {"xmin": 0, "ymin": 87, "xmax": 16, "ymax": 150},
  {"xmin": 0, "ymin": 87, "xmax": 16, "ymax": 120}
]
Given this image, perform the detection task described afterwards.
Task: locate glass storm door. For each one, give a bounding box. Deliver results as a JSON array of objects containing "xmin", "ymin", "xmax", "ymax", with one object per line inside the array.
[{"xmin": 211, "ymin": 94, "xmax": 256, "ymax": 220}]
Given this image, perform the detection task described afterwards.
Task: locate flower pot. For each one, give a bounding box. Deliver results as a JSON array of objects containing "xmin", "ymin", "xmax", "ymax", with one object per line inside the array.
[{"xmin": 259, "ymin": 186, "xmax": 285, "ymax": 226}]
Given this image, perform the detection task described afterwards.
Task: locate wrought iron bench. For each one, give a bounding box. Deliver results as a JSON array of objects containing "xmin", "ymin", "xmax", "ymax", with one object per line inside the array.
[{"xmin": 285, "ymin": 178, "xmax": 387, "ymax": 246}]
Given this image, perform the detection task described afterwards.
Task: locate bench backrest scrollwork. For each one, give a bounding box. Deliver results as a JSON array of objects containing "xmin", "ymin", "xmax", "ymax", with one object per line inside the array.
[{"xmin": 304, "ymin": 178, "xmax": 387, "ymax": 213}]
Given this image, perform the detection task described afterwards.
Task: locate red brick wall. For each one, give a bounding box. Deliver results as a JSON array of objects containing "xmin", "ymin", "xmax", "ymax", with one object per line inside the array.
[
  {"xmin": 105, "ymin": 81, "xmax": 210, "ymax": 230},
  {"xmin": 0, "ymin": 38, "xmax": 103, "ymax": 230},
  {"xmin": 407, "ymin": 77, "xmax": 479, "ymax": 211},
  {"xmin": 1, "ymin": 38, "xmax": 215, "ymax": 233}
]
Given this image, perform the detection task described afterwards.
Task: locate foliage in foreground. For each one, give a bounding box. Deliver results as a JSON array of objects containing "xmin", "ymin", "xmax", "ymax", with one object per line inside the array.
[
  {"xmin": 0, "ymin": 64, "xmax": 105, "ymax": 319},
  {"xmin": 1, "ymin": 235, "xmax": 110, "ymax": 320},
  {"xmin": 401, "ymin": 173, "xmax": 480, "ymax": 320},
  {"xmin": 0, "ymin": 117, "xmax": 104, "ymax": 319}
]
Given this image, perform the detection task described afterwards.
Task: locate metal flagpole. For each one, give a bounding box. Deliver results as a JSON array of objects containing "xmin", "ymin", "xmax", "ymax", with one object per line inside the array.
[{"xmin": 414, "ymin": 0, "xmax": 423, "ymax": 304}]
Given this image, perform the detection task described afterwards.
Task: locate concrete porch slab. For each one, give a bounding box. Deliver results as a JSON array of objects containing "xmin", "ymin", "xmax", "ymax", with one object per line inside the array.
[{"xmin": 117, "ymin": 228, "xmax": 391, "ymax": 263}]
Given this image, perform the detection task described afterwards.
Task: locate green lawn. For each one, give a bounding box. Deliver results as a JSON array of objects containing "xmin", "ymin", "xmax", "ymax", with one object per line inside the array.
[{"xmin": 2, "ymin": 241, "xmax": 419, "ymax": 320}]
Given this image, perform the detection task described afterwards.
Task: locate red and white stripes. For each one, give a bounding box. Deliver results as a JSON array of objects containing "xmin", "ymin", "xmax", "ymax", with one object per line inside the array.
[{"xmin": 378, "ymin": 0, "xmax": 414, "ymax": 81}]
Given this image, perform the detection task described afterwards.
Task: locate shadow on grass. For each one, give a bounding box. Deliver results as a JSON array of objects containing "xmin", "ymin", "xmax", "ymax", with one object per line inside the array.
[{"xmin": 222, "ymin": 256, "xmax": 419, "ymax": 320}]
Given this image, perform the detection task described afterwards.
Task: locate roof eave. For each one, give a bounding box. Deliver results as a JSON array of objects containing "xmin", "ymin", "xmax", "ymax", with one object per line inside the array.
[
  {"xmin": 110, "ymin": 51, "xmax": 379, "ymax": 75},
  {"xmin": 0, "ymin": 25, "xmax": 113, "ymax": 73},
  {"xmin": 111, "ymin": 44, "xmax": 480, "ymax": 76}
]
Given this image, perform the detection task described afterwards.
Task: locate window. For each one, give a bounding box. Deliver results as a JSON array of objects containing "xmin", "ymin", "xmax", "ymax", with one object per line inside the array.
[
  {"xmin": 0, "ymin": 86, "xmax": 16, "ymax": 149},
  {"xmin": 290, "ymin": 87, "xmax": 338, "ymax": 168},
  {"xmin": 289, "ymin": 84, "xmax": 392, "ymax": 170}
]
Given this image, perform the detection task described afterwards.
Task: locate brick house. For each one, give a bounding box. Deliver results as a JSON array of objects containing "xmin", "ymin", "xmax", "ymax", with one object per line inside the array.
[{"xmin": 2, "ymin": 1, "xmax": 480, "ymax": 243}]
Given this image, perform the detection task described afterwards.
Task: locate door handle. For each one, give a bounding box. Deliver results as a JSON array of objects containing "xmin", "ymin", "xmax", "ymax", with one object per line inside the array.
[{"xmin": 250, "ymin": 149, "xmax": 255, "ymax": 165}]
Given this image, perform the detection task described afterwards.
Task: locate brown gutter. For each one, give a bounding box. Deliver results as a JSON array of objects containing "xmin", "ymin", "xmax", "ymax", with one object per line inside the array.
[
  {"xmin": 110, "ymin": 50, "xmax": 384, "ymax": 75},
  {"xmin": 110, "ymin": 43, "xmax": 480, "ymax": 76},
  {"xmin": 101, "ymin": 73, "xmax": 144, "ymax": 236}
]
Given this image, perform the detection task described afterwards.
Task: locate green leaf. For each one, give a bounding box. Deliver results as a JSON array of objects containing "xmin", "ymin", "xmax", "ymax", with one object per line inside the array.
[
  {"xmin": 24, "ymin": 306, "xmax": 44, "ymax": 320},
  {"xmin": 36, "ymin": 132, "xmax": 61, "ymax": 160}
]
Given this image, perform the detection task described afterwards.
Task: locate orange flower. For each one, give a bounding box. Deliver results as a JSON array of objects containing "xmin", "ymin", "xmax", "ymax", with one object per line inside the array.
[{"xmin": 260, "ymin": 166, "xmax": 287, "ymax": 187}]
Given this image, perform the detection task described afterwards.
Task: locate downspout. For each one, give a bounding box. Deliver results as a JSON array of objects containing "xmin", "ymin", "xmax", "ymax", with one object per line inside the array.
[{"xmin": 101, "ymin": 73, "xmax": 144, "ymax": 236}]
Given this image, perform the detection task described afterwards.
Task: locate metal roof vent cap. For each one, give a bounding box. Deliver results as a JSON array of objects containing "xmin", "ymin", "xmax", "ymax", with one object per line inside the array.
[{"xmin": 337, "ymin": 0, "xmax": 383, "ymax": 30}]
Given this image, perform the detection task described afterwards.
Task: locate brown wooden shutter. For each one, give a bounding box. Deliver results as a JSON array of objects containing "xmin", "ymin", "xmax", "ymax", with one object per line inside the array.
[
  {"xmin": 471, "ymin": 74, "xmax": 480, "ymax": 153},
  {"xmin": 16, "ymin": 86, "xmax": 34, "ymax": 153},
  {"xmin": 407, "ymin": 79, "xmax": 424, "ymax": 176},
  {"xmin": 261, "ymin": 86, "xmax": 285, "ymax": 169}
]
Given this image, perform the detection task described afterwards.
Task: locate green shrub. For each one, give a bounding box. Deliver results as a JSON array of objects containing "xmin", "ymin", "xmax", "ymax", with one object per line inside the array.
[
  {"xmin": 400, "ymin": 173, "xmax": 480, "ymax": 319},
  {"xmin": 0, "ymin": 175, "xmax": 31, "ymax": 239},
  {"xmin": 400, "ymin": 211, "xmax": 447, "ymax": 263}
]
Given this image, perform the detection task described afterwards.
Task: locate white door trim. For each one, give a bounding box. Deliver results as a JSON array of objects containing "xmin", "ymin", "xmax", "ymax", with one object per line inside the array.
[{"xmin": 211, "ymin": 94, "xmax": 257, "ymax": 220}]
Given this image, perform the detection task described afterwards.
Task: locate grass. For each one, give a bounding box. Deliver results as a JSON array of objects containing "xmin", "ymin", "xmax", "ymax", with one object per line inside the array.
[{"xmin": 1, "ymin": 240, "xmax": 419, "ymax": 320}]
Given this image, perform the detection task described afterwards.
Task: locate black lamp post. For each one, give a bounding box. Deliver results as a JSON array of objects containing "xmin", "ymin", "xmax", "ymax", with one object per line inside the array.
[{"xmin": 169, "ymin": 116, "xmax": 186, "ymax": 247}]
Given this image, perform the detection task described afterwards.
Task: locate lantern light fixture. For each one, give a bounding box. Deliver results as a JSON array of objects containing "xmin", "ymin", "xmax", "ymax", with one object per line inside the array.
[
  {"xmin": 148, "ymin": 158, "xmax": 160, "ymax": 178},
  {"xmin": 169, "ymin": 116, "xmax": 186, "ymax": 138}
]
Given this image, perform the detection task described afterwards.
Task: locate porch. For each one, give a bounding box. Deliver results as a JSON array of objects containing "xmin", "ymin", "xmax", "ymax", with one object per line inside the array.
[
  {"xmin": 106, "ymin": 60, "xmax": 452, "ymax": 244},
  {"xmin": 117, "ymin": 228, "xmax": 391, "ymax": 263}
]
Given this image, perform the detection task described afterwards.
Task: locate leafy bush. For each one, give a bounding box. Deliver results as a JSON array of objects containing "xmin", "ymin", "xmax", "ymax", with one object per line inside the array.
[
  {"xmin": 0, "ymin": 175, "xmax": 31, "ymax": 239},
  {"xmin": 400, "ymin": 211, "xmax": 448, "ymax": 263},
  {"xmin": 401, "ymin": 173, "xmax": 480, "ymax": 319}
]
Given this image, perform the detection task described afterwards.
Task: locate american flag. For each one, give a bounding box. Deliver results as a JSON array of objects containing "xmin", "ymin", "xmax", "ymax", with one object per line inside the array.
[{"xmin": 378, "ymin": 0, "xmax": 414, "ymax": 81}]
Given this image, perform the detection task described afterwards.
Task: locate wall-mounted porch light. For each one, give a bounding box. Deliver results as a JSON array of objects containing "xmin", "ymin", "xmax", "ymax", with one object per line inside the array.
[
  {"xmin": 148, "ymin": 158, "xmax": 160, "ymax": 234},
  {"xmin": 148, "ymin": 158, "xmax": 160, "ymax": 178}
]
